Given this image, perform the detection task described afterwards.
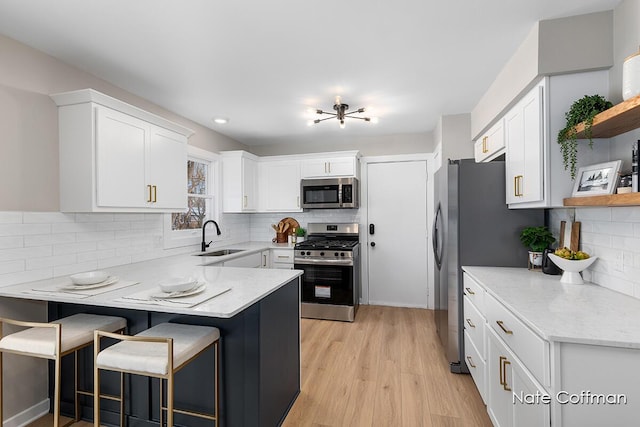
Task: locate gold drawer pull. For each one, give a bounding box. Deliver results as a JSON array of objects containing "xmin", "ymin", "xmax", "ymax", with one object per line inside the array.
[
  {"xmin": 152, "ymin": 185, "xmax": 157, "ymax": 203},
  {"xmin": 496, "ymin": 320, "xmax": 513, "ymax": 335},
  {"xmin": 482, "ymin": 136, "xmax": 488, "ymax": 153},
  {"xmin": 514, "ymin": 175, "xmax": 524, "ymax": 197},
  {"xmin": 499, "ymin": 356, "xmax": 506, "ymax": 386},
  {"xmin": 466, "ymin": 356, "xmax": 476, "ymax": 368},
  {"xmin": 465, "ymin": 287, "xmax": 475, "ymax": 295},
  {"xmin": 466, "ymin": 318, "xmax": 476, "ymax": 328},
  {"xmin": 502, "ymin": 359, "xmax": 512, "ymax": 391},
  {"xmin": 147, "ymin": 185, "xmax": 153, "ymax": 202}
]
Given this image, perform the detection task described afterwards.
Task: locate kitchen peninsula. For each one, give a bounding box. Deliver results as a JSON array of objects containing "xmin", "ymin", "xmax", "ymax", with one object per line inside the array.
[{"xmin": 0, "ymin": 251, "xmax": 302, "ymax": 426}]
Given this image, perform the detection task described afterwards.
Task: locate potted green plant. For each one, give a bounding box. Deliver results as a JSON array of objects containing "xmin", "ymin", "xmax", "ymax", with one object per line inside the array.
[
  {"xmin": 557, "ymin": 94, "xmax": 613, "ymax": 180},
  {"xmin": 295, "ymin": 227, "xmax": 306, "ymax": 243},
  {"xmin": 520, "ymin": 226, "xmax": 555, "ymax": 267}
]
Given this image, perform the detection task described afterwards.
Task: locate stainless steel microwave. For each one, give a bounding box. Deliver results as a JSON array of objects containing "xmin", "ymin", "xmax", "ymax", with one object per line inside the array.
[{"xmin": 300, "ymin": 177, "xmax": 359, "ymax": 209}]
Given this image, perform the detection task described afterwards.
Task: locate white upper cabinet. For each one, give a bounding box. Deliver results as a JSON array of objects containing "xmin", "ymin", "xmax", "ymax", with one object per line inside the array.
[
  {"xmin": 505, "ymin": 84, "xmax": 544, "ymax": 205},
  {"xmin": 474, "ymin": 119, "xmax": 505, "ymax": 163},
  {"xmin": 51, "ymin": 89, "xmax": 192, "ymax": 212},
  {"xmin": 259, "ymin": 160, "xmax": 302, "ymax": 212},
  {"xmin": 301, "ymin": 154, "xmax": 360, "ymax": 179},
  {"xmin": 221, "ymin": 151, "xmax": 259, "ymax": 213}
]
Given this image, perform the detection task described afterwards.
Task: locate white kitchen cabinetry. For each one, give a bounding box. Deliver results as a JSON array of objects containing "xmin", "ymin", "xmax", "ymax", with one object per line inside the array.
[
  {"xmin": 474, "ymin": 119, "xmax": 505, "ymax": 163},
  {"xmin": 498, "ymin": 71, "xmax": 610, "ymax": 208},
  {"xmin": 505, "ymin": 84, "xmax": 544, "ymax": 205},
  {"xmin": 301, "ymin": 154, "xmax": 360, "ymax": 179},
  {"xmin": 270, "ymin": 248, "xmax": 295, "ymax": 269},
  {"xmin": 51, "ymin": 89, "xmax": 193, "ymax": 212},
  {"xmin": 259, "ymin": 160, "xmax": 302, "ymax": 212},
  {"xmin": 222, "ymin": 250, "xmax": 270, "ymax": 268},
  {"xmin": 221, "ymin": 151, "xmax": 259, "ymax": 212}
]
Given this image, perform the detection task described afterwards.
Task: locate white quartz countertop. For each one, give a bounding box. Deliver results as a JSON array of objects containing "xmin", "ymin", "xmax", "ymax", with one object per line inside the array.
[
  {"xmin": 0, "ymin": 242, "xmax": 301, "ymax": 318},
  {"xmin": 463, "ymin": 266, "xmax": 640, "ymax": 349}
]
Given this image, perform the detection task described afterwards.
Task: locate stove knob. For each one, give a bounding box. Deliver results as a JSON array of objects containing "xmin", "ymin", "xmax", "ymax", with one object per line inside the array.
[
  {"xmin": 334, "ymin": 252, "xmax": 339, "ymax": 257},
  {"xmin": 300, "ymin": 251, "xmax": 306, "ymax": 256},
  {"xmin": 320, "ymin": 252, "xmax": 325, "ymax": 256},
  {"xmin": 306, "ymin": 251, "xmax": 311, "ymax": 256},
  {"xmin": 341, "ymin": 252, "xmax": 345, "ymax": 257}
]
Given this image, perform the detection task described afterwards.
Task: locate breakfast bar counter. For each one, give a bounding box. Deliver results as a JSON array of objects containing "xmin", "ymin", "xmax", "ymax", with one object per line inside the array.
[{"xmin": 0, "ymin": 253, "xmax": 303, "ymax": 427}]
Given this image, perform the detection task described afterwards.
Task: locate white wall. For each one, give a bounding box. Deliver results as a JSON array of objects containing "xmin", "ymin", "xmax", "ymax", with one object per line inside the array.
[{"xmin": 249, "ymin": 132, "xmax": 433, "ymax": 157}]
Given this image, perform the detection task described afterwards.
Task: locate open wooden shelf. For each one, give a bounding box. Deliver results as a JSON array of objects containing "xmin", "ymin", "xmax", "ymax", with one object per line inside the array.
[
  {"xmin": 573, "ymin": 94, "xmax": 640, "ymax": 139},
  {"xmin": 563, "ymin": 192, "xmax": 640, "ymax": 207}
]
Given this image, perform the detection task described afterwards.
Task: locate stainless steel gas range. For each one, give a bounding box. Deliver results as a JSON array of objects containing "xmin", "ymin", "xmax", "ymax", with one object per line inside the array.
[{"xmin": 294, "ymin": 223, "xmax": 360, "ymax": 322}]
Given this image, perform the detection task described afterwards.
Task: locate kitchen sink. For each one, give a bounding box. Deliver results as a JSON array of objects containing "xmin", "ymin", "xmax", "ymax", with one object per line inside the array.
[{"xmin": 196, "ymin": 249, "xmax": 245, "ymax": 257}]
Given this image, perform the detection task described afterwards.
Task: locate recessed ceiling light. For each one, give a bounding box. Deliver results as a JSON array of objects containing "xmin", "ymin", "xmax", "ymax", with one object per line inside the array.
[{"xmin": 213, "ymin": 117, "xmax": 229, "ymax": 124}]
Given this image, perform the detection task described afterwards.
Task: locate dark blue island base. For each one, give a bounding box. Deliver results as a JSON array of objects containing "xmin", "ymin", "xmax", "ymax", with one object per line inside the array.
[{"xmin": 48, "ymin": 278, "xmax": 300, "ymax": 427}]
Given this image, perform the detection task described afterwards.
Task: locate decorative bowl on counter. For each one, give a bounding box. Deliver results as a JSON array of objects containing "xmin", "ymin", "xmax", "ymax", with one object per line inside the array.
[
  {"xmin": 547, "ymin": 254, "xmax": 598, "ymax": 284},
  {"xmin": 70, "ymin": 271, "xmax": 109, "ymax": 286},
  {"xmin": 158, "ymin": 276, "xmax": 199, "ymax": 293}
]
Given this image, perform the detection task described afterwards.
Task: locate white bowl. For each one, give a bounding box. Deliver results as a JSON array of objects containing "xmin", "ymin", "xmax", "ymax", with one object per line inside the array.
[
  {"xmin": 158, "ymin": 277, "xmax": 198, "ymax": 293},
  {"xmin": 70, "ymin": 271, "xmax": 109, "ymax": 286},
  {"xmin": 547, "ymin": 254, "xmax": 597, "ymax": 284}
]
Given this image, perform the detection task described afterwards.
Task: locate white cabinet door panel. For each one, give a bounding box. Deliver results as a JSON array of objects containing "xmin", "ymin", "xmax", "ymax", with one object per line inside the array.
[
  {"xmin": 147, "ymin": 126, "xmax": 187, "ymax": 209},
  {"xmin": 262, "ymin": 160, "xmax": 301, "ymax": 211},
  {"xmin": 95, "ymin": 107, "xmax": 147, "ymax": 208}
]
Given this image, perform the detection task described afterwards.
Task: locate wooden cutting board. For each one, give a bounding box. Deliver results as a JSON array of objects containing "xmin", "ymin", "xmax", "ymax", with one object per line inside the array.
[
  {"xmin": 279, "ymin": 217, "xmax": 300, "ymax": 235},
  {"xmin": 559, "ymin": 221, "xmax": 581, "ymax": 252}
]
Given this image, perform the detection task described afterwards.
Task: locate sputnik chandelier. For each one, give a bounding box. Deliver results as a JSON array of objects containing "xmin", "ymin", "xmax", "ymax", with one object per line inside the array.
[{"xmin": 307, "ymin": 96, "xmax": 378, "ymax": 129}]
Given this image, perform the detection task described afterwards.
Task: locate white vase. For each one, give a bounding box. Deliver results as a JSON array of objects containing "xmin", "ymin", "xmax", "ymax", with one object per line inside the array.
[
  {"xmin": 528, "ymin": 251, "xmax": 543, "ymax": 267},
  {"xmin": 622, "ymin": 47, "xmax": 640, "ymax": 101}
]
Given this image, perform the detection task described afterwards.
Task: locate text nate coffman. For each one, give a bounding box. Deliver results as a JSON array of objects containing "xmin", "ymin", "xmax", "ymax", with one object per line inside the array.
[{"xmin": 513, "ymin": 390, "xmax": 628, "ymax": 405}]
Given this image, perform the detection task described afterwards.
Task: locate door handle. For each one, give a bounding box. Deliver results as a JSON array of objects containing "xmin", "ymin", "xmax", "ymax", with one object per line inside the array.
[
  {"xmin": 369, "ymin": 224, "xmax": 375, "ymax": 235},
  {"xmin": 370, "ymin": 242, "xmax": 376, "ymax": 247},
  {"xmin": 147, "ymin": 185, "xmax": 152, "ymax": 202},
  {"xmin": 152, "ymin": 185, "xmax": 157, "ymax": 203}
]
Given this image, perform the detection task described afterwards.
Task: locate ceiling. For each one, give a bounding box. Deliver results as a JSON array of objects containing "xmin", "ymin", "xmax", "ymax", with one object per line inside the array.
[{"xmin": 0, "ymin": 0, "xmax": 621, "ymax": 146}]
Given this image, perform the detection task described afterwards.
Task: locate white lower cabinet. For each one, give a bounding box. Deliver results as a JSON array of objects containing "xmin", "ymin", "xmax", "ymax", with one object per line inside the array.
[
  {"xmin": 270, "ymin": 248, "xmax": 294, "ymax": 269},
  {"xmin": 487, "ymin": 328, "xmax": 550, "ymax": 427},
  {"xmin": 222, "ymin": 251, "xmax": 270, "ymax": 268}
]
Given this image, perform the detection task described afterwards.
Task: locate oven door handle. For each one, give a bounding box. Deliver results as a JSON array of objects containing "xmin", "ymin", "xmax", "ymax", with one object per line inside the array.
[{"xmin": 294, "ymin": 258, "xmax": 354, "ymax": 266}]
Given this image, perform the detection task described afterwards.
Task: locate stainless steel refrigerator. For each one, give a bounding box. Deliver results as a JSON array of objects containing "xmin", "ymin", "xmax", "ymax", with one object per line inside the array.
[{"xmin": 432, "ymin": 159, "xmax": 544, "ymax": 373}]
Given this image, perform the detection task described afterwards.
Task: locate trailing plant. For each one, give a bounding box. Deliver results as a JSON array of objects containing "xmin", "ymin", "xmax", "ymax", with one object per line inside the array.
[
  {"xmin": 519, "ymin": 226, "xmax": 555, "ymax": 253},
  {"xmin": 557, "ymin": 94, "xmax": 613, "ymax": 180}
]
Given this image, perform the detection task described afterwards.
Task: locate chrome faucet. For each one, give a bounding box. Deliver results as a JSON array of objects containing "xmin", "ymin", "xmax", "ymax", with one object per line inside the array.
[{"xmin": 201, "ymin": 220, "xmax": 222, "ymax": 252}]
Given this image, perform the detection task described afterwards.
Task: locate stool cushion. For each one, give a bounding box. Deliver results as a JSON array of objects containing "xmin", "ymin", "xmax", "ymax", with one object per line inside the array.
[
  {"xmin": 0, "ymin": 313, "xmax": 126, "ymax": 358},
  {"xmin": 96, "ymin": 323, "xmax": 220, "ymax": 376}
]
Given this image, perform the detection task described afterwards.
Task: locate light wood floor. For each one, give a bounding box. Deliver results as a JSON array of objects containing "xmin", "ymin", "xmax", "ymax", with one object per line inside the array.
[{"xmin": 28, "ymin": 305, "xmax": 491, "ymax": 427}]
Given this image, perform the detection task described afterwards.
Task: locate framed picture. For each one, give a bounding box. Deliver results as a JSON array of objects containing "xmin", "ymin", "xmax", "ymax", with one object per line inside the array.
[{"xmin": 571, "ymin": 160, "xmax": 622, "ymax": 197}]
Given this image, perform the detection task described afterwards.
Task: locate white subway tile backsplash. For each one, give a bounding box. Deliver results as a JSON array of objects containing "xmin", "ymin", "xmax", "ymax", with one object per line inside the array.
[
  {"xmin": 24, "ymin": 233, "xmax": 75, "ymax": 247},
  {"xmin": 98, "ymin": 256, "xmax": 133, "ymax": 269},
  {"xmin": 575, "ymin": 207, "xmax": 612, "ymax": 221},
  {"xmin": 76, "ymin": 231, "xmax": 115, "ymax": 242},
  {"xmin": 0, "ymin": 212, "xmax": 23, "ymax": 224},
  {"xmin": 0, "ymin": 236, "xmax": 24, "ymax": 249},
  {"xmin": 75, "ymin": 213, "xmax": 115, "ymax": 223},
  {"xmin": 52, "ymin": 222, "xmax": 97, "ymax": 234},
  {"xmin": 114, "ymin": 214, "xmax": 145, "ymax": 222},
  {"xmin": 581, "ymin": 232, "xmax": 612, "ymax": 248},
  {"xmin": 54, "ymin": 261, "xmax": 98, "ymax": 277},
  {"xmin": 53, "ymin": 241, "xmax": 97, "ymax": 256},
  {"xmin": 591, "ymin": 221, "xmax": 634, "ymax": 236},
  {"xmin": 0, "ymin": 246, "xmax": 51, "ymax": 262},
  {"xmin": 26, "ymin": 254, "xmax": 77, "ymax": 270},
  {"xmin": 77, "ymin": 249, "xmax": 117, "ymax": 263},
  {"xmin": 96, "ymin": 221, "xmax": 132, "ymax": 232},
  {"xmin": 23, "ymin": 212, "xmax": 75, "ymax": 223},
  {"xmin": 97, "ymin": 239, "xmax": 134, "ymax": 250},
  {"xmin": 0, "ymin": 267, "xmax": 52, "ymax": 287},
  {"xmin": 611, "ymin": 206, "xmax": 640, "ymax": 222},
  {"xmin": 0, "ymin": 223, "xmax": 51, "ymax": 236},
  {"xmin": 0, "ymin": 260, "xmax": 25, "ymax": 275}
]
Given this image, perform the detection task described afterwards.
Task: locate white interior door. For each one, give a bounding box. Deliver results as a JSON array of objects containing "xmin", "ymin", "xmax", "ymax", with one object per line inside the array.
[{"xmin": 367, "ymin": 161, "xmax": 428, "ymax": 307}]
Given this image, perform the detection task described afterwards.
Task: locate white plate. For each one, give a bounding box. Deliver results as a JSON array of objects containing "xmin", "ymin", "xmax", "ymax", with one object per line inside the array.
[
  {"xmin": 70, "ymin": 271, "xmax": 109, "ymax": 285},
  {"xmin": 152, "ymin": 283, "xmax": 206, "ymax": 299},
  {"xmin": 157, "ymin": 276, "xmax": 199, "ymax": 293},
  {"xmin": 61, "ymin": 276, "xmax": 119, "ymax": 290}
]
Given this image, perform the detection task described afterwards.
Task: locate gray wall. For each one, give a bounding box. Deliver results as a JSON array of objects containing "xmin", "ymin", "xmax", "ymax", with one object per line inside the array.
[
  {"xmin": 0, "ymin": 34, "xmax": 248, "ymax": 212},
  {"xmin": 248, "ymin": 132, "xmax": 433, "ymax": 157}
]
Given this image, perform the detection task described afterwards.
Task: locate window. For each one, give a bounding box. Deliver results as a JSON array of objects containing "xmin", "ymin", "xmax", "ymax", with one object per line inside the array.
[{"xmin": 164, "ymin": 146, "xmax": 220, "ymax": 249}]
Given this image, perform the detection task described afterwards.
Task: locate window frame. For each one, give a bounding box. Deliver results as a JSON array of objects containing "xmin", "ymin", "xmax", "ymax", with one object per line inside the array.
[{"xmin": 163, "ymin": 146, "xmax": 221, "ymax": 249}]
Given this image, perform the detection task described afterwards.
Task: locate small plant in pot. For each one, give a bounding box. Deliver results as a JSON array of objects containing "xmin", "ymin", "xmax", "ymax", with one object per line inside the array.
[
  {"xmin": 520, "ymin": 226, "xmax": 556, "ymax": 268},
  {"xmin": 557, "ymin": 94, "xmax": 613, "ymax": 180},
  {"xmin": 295, "ymin": 227, "xmax": 306, "ymax": 243}
]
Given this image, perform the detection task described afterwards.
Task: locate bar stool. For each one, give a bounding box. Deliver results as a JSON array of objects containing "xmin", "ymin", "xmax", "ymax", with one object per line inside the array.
[
  {"xmin": 0, "ymin": 313, "xmax": 127, "ymax": 427},
  {"xmin": 94, "ymin": 322, "xmax": 220, "ymax": 427}
]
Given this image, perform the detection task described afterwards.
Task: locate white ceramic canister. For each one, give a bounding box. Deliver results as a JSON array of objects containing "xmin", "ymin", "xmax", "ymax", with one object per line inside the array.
[{"xmin": 622, "ymin": 46, "xmax": 640, "ymax": 101}]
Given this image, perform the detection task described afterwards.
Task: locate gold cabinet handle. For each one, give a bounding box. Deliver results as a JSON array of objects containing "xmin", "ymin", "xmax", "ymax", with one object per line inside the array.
[
  {"xmin": 466, "ymin": 318, "xmax": 475, "ymax": 328},
  {"xmin": 328, "ymin": 162, "xmax": 331, "ymax": 173},
  {"xmin": 466, "ymin": 355, "xmax": 476, "ymax": 368},
  {"xmin": 499, "ymin": 356, "xmax": 506, "ymax": 386},
  {"xmin": 263, "ymin": 254, "xmax": 267, "ymax": 267},
  {"xmin": 147, "ymin": 185, "xmax": 153, "ymax": 202},
  {"xmin": 496, "ymin": 320, "xmax": 513, "ymax": 335},
  {"xmin": 502, "ymin": 359, "xmax": 512, "ymax": 391},
  {"xmin": 324, "ymin": 162, "xmax": 328, "ymax": 173},
  {"xmin": 152, "ymin": 185, "xmax": 157, "ymax": 203},
  {"xmin": 465, "ymin": 287, "xmax": 475, "ymax": 295},
  {"xmin": 513, "ymin": 175, "xmax": 524, "ymax": 197},
  {"xmin": 482, "ymin": 136, "xmax": 488, "ymax": 153}
]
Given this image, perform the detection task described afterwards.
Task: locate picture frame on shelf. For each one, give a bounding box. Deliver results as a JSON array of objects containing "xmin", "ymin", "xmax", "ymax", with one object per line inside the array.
[{"xmin": 571, "ymin": 160, "xmax": 622, "ymax": 197}]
